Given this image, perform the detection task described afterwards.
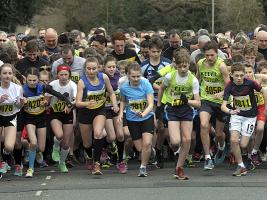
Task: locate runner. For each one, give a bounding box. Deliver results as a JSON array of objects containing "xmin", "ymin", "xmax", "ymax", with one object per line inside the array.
[
  {"xmin": 196, "ymin": 41, "xmax": 230, "ymax": 170},
  {"xmin": 76, "ymin": 56, "xmax": 119, "ymax": 175},
  {"xmin": 0, "ymin": 64, "xmax": 24, "ymax": 175},
  {"xmin": 103, "ymin": 55, "xmax": 127, "ymax": 173},
  {"xmin": 221, "ymin": 63, "xmax": 267, "ymax": 176},
  {"xmin": 118, "ymin": 62, "xmax": 154, "ymax": 177},
  {"xmin": 49, "ymin": 65, "xmax": 76, "ymax": 172},
  {"xmin": 157, "ymin": 49, "xmax": 200, "ymax": 179}
]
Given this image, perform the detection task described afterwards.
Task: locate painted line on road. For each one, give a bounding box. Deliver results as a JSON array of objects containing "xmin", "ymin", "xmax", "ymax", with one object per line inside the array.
[
  {"xmin": 41, "ymin": 183, "xmax": 47, "ymax": 186},
  {"xmin": 46, "ymin": 176, "xmax": 51, "ymax": 180},
  {"xmin": 35, "ymin": 191, "xmax": 42, "ymax": 196}
]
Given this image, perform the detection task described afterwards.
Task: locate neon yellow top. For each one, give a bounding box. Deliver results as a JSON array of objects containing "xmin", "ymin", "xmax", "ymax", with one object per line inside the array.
[{"xmin": 198, "ymin": 57, "xmax": 225, "ymax": 104}]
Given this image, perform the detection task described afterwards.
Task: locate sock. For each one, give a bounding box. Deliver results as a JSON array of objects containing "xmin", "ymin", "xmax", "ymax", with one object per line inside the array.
[
  {"xmin": 248, "ymin": 153, "xmax": 252, "ymax": 159},
  {"xmin": 205, "ymin": 154, "xmax": 211, "ymax": 160},
  {"xmin": 2, "ymin": 148, "xmax": 11, "ymax": 163},
  {"xmin": 140, "ymin": 164, "xmax": 146, "ymax": 169},
  {"xmin": 93, "ymin": 138, "xmax": 105, "ymax": 163},
  {"xmin": 218, "ymin": 142, "xmax": 225, "ymax": 151},
  {"xmin": 251, "ymin": 149, "xmax": 258, "ymax": 154},
  {"xmin": 238, "ymin": 162, "xmax": 245, "ymax": 168},
  {"xmin": 84, "ymin": 147, "xmax": 93, "ymax": 158},
  {"xmin": 28, "ymin": 149, "xmax": 36, "ymax": 169},
  {"xmin": 117, "ymin": 141, "xmax": 124, "ymax": 163},
  {"xmin": 53, "ymin": 137, "xmax": 61, "ymax": 149},
  {"xmin": 13, "ymin": 148, "xmax": 22, "ymax": 165},
  {"xmin": 187, "ymin": 154, "xmax": 192, "ymax": 160},
  {"xmin": 60, "ymin": 148, "xmax": 70, "ymax": 163}
]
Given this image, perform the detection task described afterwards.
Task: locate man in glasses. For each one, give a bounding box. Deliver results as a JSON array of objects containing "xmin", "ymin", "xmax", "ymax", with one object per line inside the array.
[
  {"xmin": 0, "ymin": 31, "xmax": 8, "ymax": 50},
  {"xmin": 15, "ymin": 39, "xmax": 49, "ymax": 81}
]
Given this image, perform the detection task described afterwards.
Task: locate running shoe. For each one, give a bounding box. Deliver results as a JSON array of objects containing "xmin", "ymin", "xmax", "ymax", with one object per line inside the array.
[
  {"xmin": 102, "ymin": 160, "xmax": 113, "ymax": 169},
  {"xmin": 185, "ymin": 157, "xmax": 195, "ymax": 167},
  {"xmin": 251, "ymin": 152, "xmax": 262, "ymax": 166},
  {"xmin": 14, "ymin": 164, "xmax": 23, "ymax": 176},
  {"xmin": 25, "ymin": 168, "xmax": 34, "ymax": 178},
  {"xmin": 92, "ymin": 162, "xmax": 102, "ymax": 175},
  {"xmin": 52, "ymin": 146, "xmax": 60, "ymax": 162},
  {"xmin": 246, "ymin": 159, "xmax": 255, "ymax": 171},
  {"xmin": 138, "ymin": 167, "xmax": 147, "ymax": 177},
  {"xmin": 116, "ymin": 162, "xmax": 127, "ymax": 174},
  {"xmin": 39, "ymin": 160, "xmax": 49, "ymax": 168},
  {"xmin": 215, "ymin": 148, "xmax": 226, "ymax": 164},
  {"xmin": 261, "ymin": 152, "xmax": 267, "ymax": 161},
  {"xmin": 58, "ymin": 162, "xmax": 68, "ymax": 173},
  {"xmin": 0, "ymin": 162, "xmax": 9, "ymax": 174},
  {"xmin": 86, "ymin": 157, "xmax": 94, "ymax": 170},
  {"xmin": 66, "ymin": 155, "xmax": 77, "ymax": 168},
  {"xmin": 174, "ymin": 167, "xmax": 189, "ymax": 180},
  {"xmin": 232, "ymin": 166, "xmax": 247, "ymax": 176},
  {"xmin": 203, "ymin": 158, "xmax": 214, "ymax": 170}
]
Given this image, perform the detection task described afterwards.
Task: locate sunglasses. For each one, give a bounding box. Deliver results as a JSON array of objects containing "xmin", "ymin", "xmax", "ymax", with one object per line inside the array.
[{"xmin": 40, "ymin": 66, "xmax": 51, "ymax": 72}]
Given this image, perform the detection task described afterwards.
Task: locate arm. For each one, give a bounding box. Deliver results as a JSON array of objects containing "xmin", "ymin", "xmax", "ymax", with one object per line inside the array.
[
  {"xmin": 75, "ymin": 79, "xmax": 89, "ymax": 108},
  {"xmin": 221, "ymin": 100, "xmax": 239, "ymax": 115},
  {"xmin": 188, "ymin": 93, "xmax": 201, "ymax": 108},
  {"xmin": 157, "ymin": 83, "xmax": 166, "ymax": 107},
  {"xmin": 261, "ymin": 87, "xmax": 267, "ymax": 116},
  {"xmin": 140, "ymin": 93, "xmax": 154, "ymax": 118},
  {"xmin": 213, "ymin": 62, "xmax": 230, "ymax": 99},
  {"xmin": 44, "ymin": 84, "xmax": 72, "ymax": 107},
  {"xmin": 118, "ymin": 95, "xmax": 126, "ymax": 123},
  {"xmin": 104, "ymin": 74, "xmax": 119, "ymax": 112}
]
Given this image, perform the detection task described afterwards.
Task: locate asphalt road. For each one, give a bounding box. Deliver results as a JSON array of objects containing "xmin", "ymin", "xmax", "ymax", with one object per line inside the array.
[{"xmin": 1, "ymin": 161, "xmax": 267, "ymax": 200}]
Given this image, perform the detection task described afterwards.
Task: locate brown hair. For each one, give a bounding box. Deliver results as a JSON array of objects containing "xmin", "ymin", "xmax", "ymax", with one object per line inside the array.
[{"xmin": 231, "ymin": 63, "xmax": 245, "ymax": 74}]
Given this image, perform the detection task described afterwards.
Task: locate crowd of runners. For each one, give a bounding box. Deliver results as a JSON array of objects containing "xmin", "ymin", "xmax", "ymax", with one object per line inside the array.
[{"xmin": 1, "ymin": 24, "xmax": 267, "ymax": 180}]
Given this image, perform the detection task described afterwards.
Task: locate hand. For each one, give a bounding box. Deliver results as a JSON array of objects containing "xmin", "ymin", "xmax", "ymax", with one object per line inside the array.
[
  {"xmin": 20, "ymin": 97, "xmax": 27, "ymax": 105},
  {"xmin": 87, "ymin": 100, "xmax": 96, "ymax": 108},
  {"xmin": 229, "ymin": 108, "xmax": 240, "ymax": 115},
  {"xmin": 112, "ymin": 106, "xmax": 119, "ymax": 113},
  {"xmin": 180, "ymin": 94, "xmax": 188, "ymax": 104},
  {"xmin": 155, "ymin": 105, "xmax": 163, "ymax": 119},
  {"xmin": 64, "ymin": 105, "xmax": 72, "ymax": 114},
  {"xmin": 40, "ymin": 99, "xmax": 48, "ymax": 106},
  {"xmin": 136, "ymin": 111, "xmax": 144, "ymax": 118},
  {"xmin": 213, "ymin": 91, "xmax": 223, "ymax": 99},
  {"xmin": 0, "ymin": 94, "xmax": 9, "ymax": 103}
]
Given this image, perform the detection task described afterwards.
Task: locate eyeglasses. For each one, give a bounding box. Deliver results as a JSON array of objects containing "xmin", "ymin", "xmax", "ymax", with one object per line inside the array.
[{"xmin": 40, "ymin": 66, "xmax": 51, "ymax": 72}]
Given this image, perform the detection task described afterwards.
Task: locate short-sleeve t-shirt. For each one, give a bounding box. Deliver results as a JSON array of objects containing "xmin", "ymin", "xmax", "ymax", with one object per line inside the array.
[
  {"xmin": 120, "ymin": 78, "xmax": 154, "ymax": 121},
  {"xmin": 223, "ymin": 78, "xmax": 261, "ymax": 117}
]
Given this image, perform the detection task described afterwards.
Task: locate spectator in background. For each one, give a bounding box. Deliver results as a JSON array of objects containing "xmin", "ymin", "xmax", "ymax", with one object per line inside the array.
[{"xmin": 162, "ymin": 29, "xmax": 183, "ymax": 60}]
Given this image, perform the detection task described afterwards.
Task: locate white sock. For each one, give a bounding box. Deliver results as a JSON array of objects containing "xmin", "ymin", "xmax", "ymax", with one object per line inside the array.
[
  {"xmin": 140, "ymin": 164, "xmax": 146, "ymax": 169},
  {"xmin": 218, "ymin": 142, "xmax": 225, "ymax": 151},
  {"xmin": 238, "ymin": 162, "xmax": 245, "ymax": 168},
  {"xmin": 53, "ymin": 137, "xmax": 61, "ymax": 149},
  {"xmin": 248, "ymin": 153, "xmax": 251, "ymax": 159},
  {"xmin": 205, "ymin": 154, "xmax": 211, "ymax": 160},
  {"xmin": 60, "ymin": 148, "xmax": 70, "ymax": 163},
  {"xmin": 251, "ymin": 149, "xmax": 258, "ymax": 155}
]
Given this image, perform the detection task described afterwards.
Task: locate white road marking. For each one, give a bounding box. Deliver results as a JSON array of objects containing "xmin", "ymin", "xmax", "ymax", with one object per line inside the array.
[
  {"xmin": 46, "ymin": 176, "xmax": 51, "ymax": 180},
  {"xmin": 35, "ymin": 191, "xmax": 42, "ymax": 196},
  {"xmin": 41, "ymin": 183, "xmax": 47, "ymax": 186}
]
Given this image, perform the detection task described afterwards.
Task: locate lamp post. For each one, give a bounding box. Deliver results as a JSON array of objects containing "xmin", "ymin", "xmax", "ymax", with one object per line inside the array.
[{"xmin": 212, "ymin": 0, "xmax": 214, "ymax": 34}]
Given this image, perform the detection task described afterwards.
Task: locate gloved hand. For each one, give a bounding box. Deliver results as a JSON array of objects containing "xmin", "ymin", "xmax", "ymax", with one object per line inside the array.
[{"xmin": 180, "ymin": 94, "xmax": 188, "ymax": 104}]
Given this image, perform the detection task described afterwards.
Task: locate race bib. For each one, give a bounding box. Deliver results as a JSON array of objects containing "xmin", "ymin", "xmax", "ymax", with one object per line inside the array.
[
  {"xmin": 71, "ymin": 72, "xmax": 80, "ymax": 83},
  {"xmin": 52, "ymin": 101, "xmax": 66, "ymax": 112},
  {"xmin": 233, "ymin": 95, "xmax": 252, "ymax": 111},
  {"xmin": 0, "ymin": 104, "xmax": 14, "ymax": 113},
  {"xmin": 129, "ymin": 99, "xmax": 147, "ymax": 113}
]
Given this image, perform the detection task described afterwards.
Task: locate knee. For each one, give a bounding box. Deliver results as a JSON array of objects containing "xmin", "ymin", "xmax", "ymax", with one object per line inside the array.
[
  {"xmin": 200, "ymin": 123, "xmax": 209, "ymax": 133},
  {"xmin": 94, "ymin": 129, "xmax": 104, "ymax": 139},
  {"xmin": 142, "ymin": 140, "xmax": 152, "ymax": 150}
]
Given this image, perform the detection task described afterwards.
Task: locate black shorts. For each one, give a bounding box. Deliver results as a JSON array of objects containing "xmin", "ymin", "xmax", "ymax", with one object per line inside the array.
[
  {"xmin": 78, "ymin": 106, "xmax": 106, "ymax": 124},
  {"xmin": 50, "ymin": 111, "xmax": 73, "ymax": 124},
  {"xmin": 127, "ymin": 116, "xmax": 154, "ymax": 140},
  {"xmin": 165, "ymin": 104, "xmax": 193, "ymax": 121},
  {"xmin": 105, "ymin": 108, "xmax": 118, "ymax": 119},
  {"xmin": 199, "ymin": 100, "xmax": 228, "ymax": 123},
  {"xmin": 24, "ymin": 113, "xmax": 47, "ymax": 128},
  {"xmin": 0, "ymin": 114, "xmax": 17, "ymax": 127}
]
